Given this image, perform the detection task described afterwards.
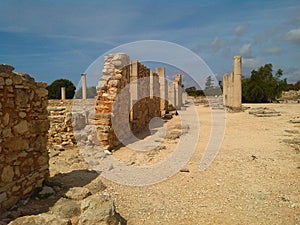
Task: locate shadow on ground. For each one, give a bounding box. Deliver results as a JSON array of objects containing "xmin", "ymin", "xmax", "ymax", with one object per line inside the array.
[{"xmin": 1, "ymin": 169, "xmax": 126, "ymax": 225}]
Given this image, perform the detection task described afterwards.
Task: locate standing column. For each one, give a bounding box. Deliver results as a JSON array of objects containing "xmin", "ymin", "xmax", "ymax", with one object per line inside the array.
[
  {"xmin": 156, "ymin": 67, "xmax": 167, "ymax": 116},
  {"xmin": 233, "ymin": 56, "xmax": 242, "ymax": 108},
  {"xmin": 81, "ymin": 73, "xmax": 87, "ymax": 100},
  {"xmin": 175, "ymin": 74, "xmax": 182, "ymax": 109},
  {"xmin": 228, "ymin": 71, "xmax": 234, "ymax": 108},
  {"xmin": 130, "ymin": 60, "xmax": 138, "ymax": 122},
  {"xmin": 222, "ymin": 73, "xmax": 228, "ymax": 106},
  {"xmin": 61, "ymin": 87, "xmax": 66, "ymax": 100}
]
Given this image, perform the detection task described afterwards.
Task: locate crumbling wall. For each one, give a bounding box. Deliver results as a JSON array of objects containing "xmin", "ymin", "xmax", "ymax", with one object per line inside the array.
[
  {"xmin": 0, "ymin": 64, "xmax": 49, "ymax": 209},
  {"xmin": 95, "ymin": 53, "xmax": 163, "ymax": 149},
  {"xmin": 95, "ymin": 53, "xmax": 131, "ymax": 148}
]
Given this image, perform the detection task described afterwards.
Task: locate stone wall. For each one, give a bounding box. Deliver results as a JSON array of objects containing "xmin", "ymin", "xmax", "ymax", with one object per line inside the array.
[
  {"xmin": 95, "ymin": 53, "xmax": 166, "ymax": 149},
  {"xmin": 0, "ymin": 64, "xmax": 49, "ymax": 209}
]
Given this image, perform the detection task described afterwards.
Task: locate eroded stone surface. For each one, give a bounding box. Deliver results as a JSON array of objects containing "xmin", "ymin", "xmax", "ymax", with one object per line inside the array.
[{"xmin": 0, "ymin": 66, "xmax": 49, "ymax": 210}]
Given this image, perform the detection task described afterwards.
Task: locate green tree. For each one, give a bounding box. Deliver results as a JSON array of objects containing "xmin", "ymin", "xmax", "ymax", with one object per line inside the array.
[
  {"xmin": 74, "ymin": 86, "xmax": 97, "ymax": 99},
  {"xmin": 242, "ymin": 64, "xmax": 287, "ymax": 103},
  {"xmin": 48, "ymin": 79, "xmax": 76, "ymax": 99},
  {"xmin": 205, "ymin": 76, "xmax": 214, "ymax": 90},
  {"xmin": 285, "ymin": 80, "xmax": 300, "ymax": 91},
  {"xmin": 185, "ymin": 86, "xmax": 205, "ymax": 97}
]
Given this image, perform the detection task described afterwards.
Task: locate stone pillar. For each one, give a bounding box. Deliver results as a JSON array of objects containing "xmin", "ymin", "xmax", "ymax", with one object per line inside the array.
[
  {"xmin": 168, "ymin": 82, "xmax": 176, "ymax": 110},
  {"xmin": 228, "ymin": 71, "xmax": 234, "ymax": 108},
  {"xmin": 156, "ymin": 67, "xmax": 168, "ymax": 116},
  {"xmin": 233, "ymin": 56, "xmax": 242, "ymax": 109},
  {"xmin": 81, "ymin": 73, "xmax": 87, "ymax": 100},
  {"xmin": 175, "ymin": 74, "xmax": 182, "ymax": 109},
  {"xmin": 130, "ymin": 60, "xmax": 138, "ymax": 122},
  {"xmin": 222, "ymin": 73, "xmax": 228, "ymax": 106},
  {"xmin": 61, "ymin": 87, "xmax": 66, "ymax": 100}
]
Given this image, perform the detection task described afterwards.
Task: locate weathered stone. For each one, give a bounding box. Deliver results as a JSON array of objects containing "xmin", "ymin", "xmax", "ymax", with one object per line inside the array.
[
  {"xmin": 15, "ymin": 89, "xmax": 29, "ymax": 107},
  {"xmin": 1, "ymin": 165, "xmax": 14, "ymax": 183},
  {"xmin": 108, "ymin": 79, "xmax": 120, "ymax": 87},
  {"xmin": 5, "ymin": 78, "xmax": 13, "ymax": 85},
  {"xmin": 51, "ymin": 198, "xmax": 81, "ymax": 219},
  {"xmin": 0, "ymin": 77, "xmax": 4, "ymax": 86},
  {"xmin": 1, "ymin": 68, "xmax": 49, "ymax": 210},
  {"xmin": 35, "ymin": 87, "xmax": 48, "ymax": 97},
  {"xmin": 3, "ymin": 136, "xmax": 29, "ymax": 151},
  {"xmin": 2, "ymin": 127, "xmax": 13, "ymax": 137},
  {"xmin": 65, "ymin": 187, "xmax": 91, "ymax": 200},
  {"xmin": 290, "ymin": 116, "xmax": 300, "ymax": 123},
  {"xmin": 73, "ymin": 113, "xmax": 86, "ymax": 130},
  {"xmin": 38, "ymin": 186, "xmax": 55, "ymax": 198},
  {"xmin": 12, "ymin": 74, "xmax": 23, "ymax": 84},
  {"xmin": 3, "ymin": 113, "xmax": 9, "ymax": 126},
  {"xmin": 13, "ymin": 120, "xmax": 28, "ymax": 135},
  {"xmin": 0, "ymin": 192, "xmax": 7, "ymax": 203},
  {"xmin": 223, "ymin": 56, "xmax": 242, "ymax": 111},
  {"xmin": 0, "ymin": 64, "xmax": 14, "ymax": 73},
  {"xmin": 79, "ymin": 193, "xmax": 121, "ymax": 225},
  {"xmin": 8, "ymin": 213, "xmax": 71, "ymax": 225}
]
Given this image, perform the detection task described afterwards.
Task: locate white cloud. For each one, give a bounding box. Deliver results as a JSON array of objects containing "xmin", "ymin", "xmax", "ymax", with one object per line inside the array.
[
  {"xmin": 262, "ymin": 46, "xmax": 282, "ymax": 55},
  {"xmin": 210, "ymin": 37, "xmax": 225, "ymax": 52},
  {"xmin": 238, "ymin": 43, "xmax": 253, "ymax": 58},
  {"xmin": 234, "ymin": 24, "xmax": 248, "ymax": 35},
  {"xmin": 243, "ymin": 58, "xmax": 264, "ymax": 70},
  {"xmin": 285, "ymin": 28, "xmax": 300, "ymax": 44}
]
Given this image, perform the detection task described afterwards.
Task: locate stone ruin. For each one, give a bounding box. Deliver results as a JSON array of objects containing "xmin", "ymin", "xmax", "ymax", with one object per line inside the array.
[
  {"xmin": 0, "ymin": 65, "xmax": 49, "ymax": 210},
  {"xmin": 94, "ymin": 53, "xmax": 183, "ymax": 149},
  {"xmin": 0, "ymin": 53, "xmax": 185, "ymax": 211},
  {"xmin": 223, "ymin": 56, "xmax": 242, "ymax": 111}
]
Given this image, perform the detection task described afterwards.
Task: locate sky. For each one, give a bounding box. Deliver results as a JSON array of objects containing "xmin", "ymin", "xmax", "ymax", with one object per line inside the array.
[{"xmin": 1, "ymin": 0, "xmax": 300, "ymax": 87}]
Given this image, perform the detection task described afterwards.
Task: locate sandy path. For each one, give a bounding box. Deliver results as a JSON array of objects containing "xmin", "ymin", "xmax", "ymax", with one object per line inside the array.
[{"xmin": 101, "ymin": 103, "xmax": 300, "ymax": 224}]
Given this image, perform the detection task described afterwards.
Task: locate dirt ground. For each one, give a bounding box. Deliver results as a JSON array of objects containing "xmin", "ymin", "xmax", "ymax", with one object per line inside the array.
[
  {"xmin": 101, "ymin": 103, "xmax": 300, "ymax": 225},
  {"xmin": 5, "ymin": 102, "xmax": 300, "ymax": 225}
]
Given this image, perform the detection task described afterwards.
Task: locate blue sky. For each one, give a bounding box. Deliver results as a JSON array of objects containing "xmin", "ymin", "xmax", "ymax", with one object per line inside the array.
[{"xmin": 1, "ymin": 0, "xmax": 300, "ymax": 86}]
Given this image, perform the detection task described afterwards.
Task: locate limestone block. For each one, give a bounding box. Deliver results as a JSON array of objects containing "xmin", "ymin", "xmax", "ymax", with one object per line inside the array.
[
  {"xmin": 3, "ymin": 136, "xmax": 29, "ymax": 151},
  {"xmin": 0, "ymin": 77, "xmax": 4, "ymax": 86},
  {"xmin": 9, "ymin": 213, "xmax": 71, "ymax": 225},
  {"xmin": 51, "ymin": 198, "xmax": 81, "ymax": 219},
  {"xmin": 12, "ymin": 74, "xmax": 23, "ymax": 84},
  {"xmin": 108, "ymin": 79, "xmax": 120, "ymax": 87},
  {"xmin": 5, "ymin": 78, "xmax": 13, "ymax": 85},
  {"xmin": 65, "ymin": 187, "xmax": 91, "ymax": 200},
  {"xmin": 1, "ymin": 165, "xmax": 14, "ymax": 183},
  {"xmin": 15, "ymin": 89, "xmax": 29, "ymax": 107},
  {"xmin": 13, "ymin": 120, "xmax": 29, "ymax": 135},
  {"xmin": 37, "ymin": 155, "xmax": 49, "ymax": 166},
  {"xmin": 0, "ymin": 192, "xmax": 7, "ymax": 203},
  {"xmin": 0, "ymin": 64, "xmax": 14, "ymax": 73},
  {"xmin": 3, "ymin": 127, "xmax": 13, "ymax": 137},
  {"xmin": 35, "ymin": 87, "xmax": 48, "ymax": 98},
  {"xmin": 3, "ymin": 113, "xmax": 9, "ymax": 126},
  {"xmin": 79, "ymin": 193, "xmax": 121, "ymax": 225},
  {"xmin": 19, "ymin": 111, "xmax": 26, "ymax": 118}
]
